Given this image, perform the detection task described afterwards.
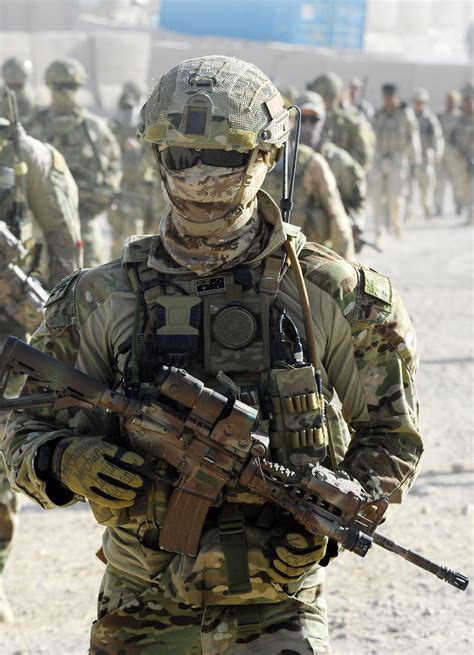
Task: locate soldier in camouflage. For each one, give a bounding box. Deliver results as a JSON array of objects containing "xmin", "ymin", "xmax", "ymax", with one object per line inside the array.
[
  {"xmin": 28, "ymin": 58, "xmax": 122, "ymax": 267},
  {"xmin": 448, "ymin": 84, "xmax": 474, "ymax": 223},
  {"xmin": 348, "ymin": 76, "xmax": 374, "ymax": 123},
  {"xmin": 296, "ymin": 91, "xmax": 367, "ymax": 253},
  {"xmin": 109, "ymin": 80, "xmax": 165, "ymax": 258},
  {"xmin": 371, "ymin": 83, "xmax": 422, "ymax": 244},
  {"xmin": 435, "ymin": 90, "xmax": 462, "ymax": 215},
  {"xmin": 0, "ymin": 114, "xmax": 81, "ymax": 622},
  {"xmin": 1, "ymin": 57, "xmax": 37, "ymax": 124},
  {"xmin": 2, "ymin": 56, "xmax": 423, "ymax": 653},
  {"xmin": 262, "ymin": 92, "xmax": 355, "ymax": 259},
  {"xmin": 307, "ymin": 72, "xmax": 374, "ymax": 171},
  {"xmin": 410, "ymin": 88, "xmax": 444, "ymax": 219}
]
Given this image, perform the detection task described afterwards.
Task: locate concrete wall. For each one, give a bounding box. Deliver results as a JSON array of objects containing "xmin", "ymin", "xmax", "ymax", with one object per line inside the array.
[{"xmin": 1, "ymin": 29, "xmax": 471, "ymax": 115}]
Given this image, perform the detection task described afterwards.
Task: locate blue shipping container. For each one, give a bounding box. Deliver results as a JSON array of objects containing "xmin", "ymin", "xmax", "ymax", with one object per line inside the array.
[{"xmin": 159, "ymin": 0, "xmax": 367, "ymax": 50}]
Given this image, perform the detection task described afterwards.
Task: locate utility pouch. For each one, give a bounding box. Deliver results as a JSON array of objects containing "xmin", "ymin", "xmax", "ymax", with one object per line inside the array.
[
  {"xmin": 203, "ymin": 284, "xmax": 271, "ymax": 374},
  {"xmin": 268, "ymin": 364, "xmax": 327, "ymax": 471}
]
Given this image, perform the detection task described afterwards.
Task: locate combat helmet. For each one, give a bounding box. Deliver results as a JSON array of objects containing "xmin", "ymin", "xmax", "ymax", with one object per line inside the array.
[
  {"xmin": 2, "ymin": 57, "xmax": 33, "ymax": 86},
  {"xmin": 137, "ymin": 55, "xmax": 289, "ymax": 153},
  {"xmin": 297, "ymin": 91, "xmax": 326, "ymax": 118},
  {"xmin": 307, "ymin": 73, "xmax": 343, "ymax": 103},
  {"xmin": 45, "ymin": 58, "xmax": 87, "ymax": 87}
]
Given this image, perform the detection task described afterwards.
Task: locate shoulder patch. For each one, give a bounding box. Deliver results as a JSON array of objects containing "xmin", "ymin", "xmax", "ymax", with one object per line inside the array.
[
  {"xmin": 362, "ymin": 267, "xmax": 392, "ymax": 305},
  {"xmin": 44, "ymin": 270, "xmax": 86, "ymax": 329}
]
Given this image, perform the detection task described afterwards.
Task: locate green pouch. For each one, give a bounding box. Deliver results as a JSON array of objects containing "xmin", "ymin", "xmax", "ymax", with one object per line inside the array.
[{"xmin": 268, "ymin": 364, "xmax": 327, "ymax": 471}]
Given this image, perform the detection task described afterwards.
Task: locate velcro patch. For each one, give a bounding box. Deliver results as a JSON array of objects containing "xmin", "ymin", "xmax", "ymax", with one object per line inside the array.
[
  {"xmin": 362, "ymin": 268, "xmax": 392, "ymax": 305},
  {"xmin": 195, "ymin": 277, "xmax": 226, "ymax": 296}
]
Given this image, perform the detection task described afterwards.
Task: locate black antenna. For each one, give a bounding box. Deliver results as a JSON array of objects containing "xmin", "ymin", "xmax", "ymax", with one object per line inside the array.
[{"xmin": 280, "ymin": 104, "xmax": 301, "ymax": 224}]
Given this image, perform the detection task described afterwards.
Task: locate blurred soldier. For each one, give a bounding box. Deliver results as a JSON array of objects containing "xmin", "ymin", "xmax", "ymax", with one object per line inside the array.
[
  {"xmin": 109, "ymin": 81, "xmax": 164, "ymax": 258},
  {"xmin": 348, "ymin": 76, "xmax": 374, "ymax": 122},
  {"xmin": 1, "ymin": 57, "xmax": 37, "ymax": 123},
  {"xmin": 307, "ymin": 72, "xmax": 374, "ymax": 171},
  {"xmin": 435, "ymin": 90, "xmax": 462, "ymax": 215},
  {"xmin": 449, "ymin": 84, "xmax": 474, "ymax": 223},
  {"xmin": 411, "ymin": 88, "xmax": 444, "ymax": 218},
  {"xmin": 262, "ymin": 93, "xmax": 355, "ymax": 259},
  {"xmin": 0, "ymin": 107, "xmax": 82, "ymax": 622},
  {"xmin": 371, "ymin": 83, "xmax": 421, "ymax": 245},
  {"xmin": 297, "ymin": 91, "xmax": 367, "ymax": 252},
  {"xmin": 28, "ymin": 58, "xmax": 122, "ymax": 267}
]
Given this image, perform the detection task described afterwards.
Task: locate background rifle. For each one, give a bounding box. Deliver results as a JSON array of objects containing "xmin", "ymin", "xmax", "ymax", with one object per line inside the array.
[
  {"xmin": 2, "ymin": 87, "xmax": 28, "ymax": 238},
  {"xmin": 0, "ymin": 336, "xmax": 469, "ymax": 592}
]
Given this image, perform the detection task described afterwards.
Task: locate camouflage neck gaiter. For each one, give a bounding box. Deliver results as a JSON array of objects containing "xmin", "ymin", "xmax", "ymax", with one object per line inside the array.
[{"xmin": 160, "ymin": 202, "xmax": 270, "ymax": 277}]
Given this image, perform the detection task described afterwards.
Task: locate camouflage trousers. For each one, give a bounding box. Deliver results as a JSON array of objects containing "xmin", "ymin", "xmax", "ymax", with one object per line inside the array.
[
  {"xmin": 370, "ymin": 152, "xmax": 409, "ymax": 238},
  {"xmin": 0, "ymin": 456, "xmax": 17, "ymax": 576},
  {"xmin": 412, "ymin": 153, "xmax": 436, "ymax": 218},
  {"xmin": 89, "ymin": 565, "xmax": 331, "ymax": 654}
]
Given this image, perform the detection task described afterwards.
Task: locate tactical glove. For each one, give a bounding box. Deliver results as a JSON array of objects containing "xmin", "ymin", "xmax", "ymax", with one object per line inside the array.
[
  {"xmin": 51, "ymin": 436, "xmax": 150, "ymax": 508},
  {"xmin": 267, "ymin": 519, "xmax": 327, "ymax": 584}
]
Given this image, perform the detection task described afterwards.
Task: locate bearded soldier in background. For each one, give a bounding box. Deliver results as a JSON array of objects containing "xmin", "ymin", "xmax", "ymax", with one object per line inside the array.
[
  {"xmin": 2, "ymin": 56, "xmax": 422, "ymax": 653},
  {"xmin": 109, "ymin": 80, "xmax": 165, "ymax": 258},
  {"xmin": 28, "ymin": 58, "xmax": 122, "ymax": 267}
]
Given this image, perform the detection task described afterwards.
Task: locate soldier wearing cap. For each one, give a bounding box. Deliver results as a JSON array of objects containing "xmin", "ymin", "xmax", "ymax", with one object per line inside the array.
[
  {"xmin": 435, "ymin": 90, "xmax": 462, "ymax": 215},
  {"xmin": 409, "ymin": 87, "xmax": 444, "ymax": 219},
  {"xmin": 28, "ymin": 58, "xmax": 122, "ymax": 267},
  {"xmin": 262, "ymin": 91, "xmax": 355, "ymax": 259},
  {"xmin": 2, "ymin": 56, "xmax": 422, "ymax": 652},
  {"xmin": 371, "ymin": 83, "xmax": 422, "ymax": 244},
  {"xmin": 307, "ymin": 72, "xmax": 374, "ymax": 171},
  {"xmin": 109, "ymin": 80, "xmax": 165, "ymax": 257},
  {"xmin": 1, "ymin": 57, "xmax": 37, "ymax": 123}
]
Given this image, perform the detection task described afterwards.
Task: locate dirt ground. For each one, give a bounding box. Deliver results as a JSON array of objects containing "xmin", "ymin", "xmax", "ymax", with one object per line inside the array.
[{"xmin": 2, "ymin": 213, "xmax": 473, "ymax": 654}]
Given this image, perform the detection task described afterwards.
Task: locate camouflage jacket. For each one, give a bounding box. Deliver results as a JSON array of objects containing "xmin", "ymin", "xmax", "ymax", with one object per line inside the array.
[
  {"xmin": 28, "ymin": 106, "xmax": 122, "ymax": 216},
  {"xmin": 414, "ymin": 108, "xmax": 445, "ymax": 163},
  {"xmin": 0, "ymin": 128, "xmax": 82, "ymax": 286},
  {"xmin": 262, "ymin": 145, "xmax": 355, "ymax": 259},
  {"xmin": 2, "ymin": 192, "xmax": 422, "ymax": 605},
  {"xmin": 323, "ymin": 108, "xmax": 375, "ymax": 171},
  {"xmin": 373, "ymin": 105, "xmax": 422, "ymax": 164},
  {"xmin": 450, "ymin": 113, "xmax": 474, "ymax": 163},
  {"xmin": 437, "ymin": 110, "xmax": 461, "ymax": 149}
]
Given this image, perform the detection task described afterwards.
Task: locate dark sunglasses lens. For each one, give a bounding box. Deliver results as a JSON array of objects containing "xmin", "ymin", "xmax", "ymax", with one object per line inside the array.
[
  {"xmin": 202, "ymin": 150, "xmax": 250, "ymax": 168},
  {"xmin": 54, "ymin": 83, "xmax": 79, "ymax": 91},
  {"xmin": 162, "ymin": 147, "xmax": 199, "ymax": 171},
  {"xmin": 301, "ymin": 115, "xmax": 319, "ymax": 125}
]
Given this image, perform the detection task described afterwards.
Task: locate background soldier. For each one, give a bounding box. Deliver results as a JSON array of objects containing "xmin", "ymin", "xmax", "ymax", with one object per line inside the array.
[
  {"xmin": 411, "ymin": 88, "xmax": 444, "ymax": 218},
  {"xmin": 297, "ymin": 90, "xmax": 368, "ymax": 253},
  {"xmin": 348, "ymin": 76, "xmax": 374, "ymax": 122},
  {"xmin": 435, "ymin": 90, "xmax": 462, "ymax": 215},
  {"xmin": 262, "ymin": 92, "xmax": 355, "ymax": 259},
  {"xmin": 2, "ymin": 56, "xmax": 423, "ymax": 652},
  {"xmin": 370, "ymin": 83, "xmax": 421, "ymax": 245},
  {"xmin": 448, "ymin": 84, "xmax": 474, "ymax": 223},
  {"xmin": 307, "ymin": 72, "xmax": 375, "ymax": 171},
  {"xmin": 1, "ymin": 57, "xmax": 37, "ymax": 124},
  {"xmin": 109, "ymin": 80, "xmax": 164, "ymax": 258},
  {"xmin": 0, "ymin": 108, "xmax": 81, "ymax": 622},
  {"xmin": 28, "ymin": 58, "xmax": 122, "ymax": 267}
]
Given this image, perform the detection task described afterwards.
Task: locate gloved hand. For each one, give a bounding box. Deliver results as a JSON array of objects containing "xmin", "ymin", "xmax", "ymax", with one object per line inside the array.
[
  {"xmin": 51, "ymin": 436, "xmax": 150, "ymax": 508},
  {"xmin": 267, "ymin": 518, "xmax": 327, "ymax": 584}
]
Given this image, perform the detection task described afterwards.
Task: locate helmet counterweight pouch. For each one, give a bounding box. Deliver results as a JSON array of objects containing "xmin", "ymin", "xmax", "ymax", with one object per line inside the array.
[{"xmin": 268, "ymin": 365, "xmax": 328, "ymax": 471}]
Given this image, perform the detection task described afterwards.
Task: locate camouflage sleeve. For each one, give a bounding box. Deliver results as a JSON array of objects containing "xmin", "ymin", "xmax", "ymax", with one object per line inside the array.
[
  {"xmin": 431, "ymin": 113, "xmax": 445, "ymax": 162},
  {"xmin": 298, "ymin": 254, "xmax": 423, "ymax": 506},
  {"xmin": 1, "ymin": 268, "xmax": 117, "ymax": 509},
  {"xmin": 305, "ymin": 154, "xmax": 355, "ymax": 260},
  {"xmin": 348, "ymin": 115, "xmax": 375, "ymax": 170},
  {"xmin": 22, "ymin": 135, "xmax": 82, "ymax": 286},
  {"xmin": 406, "ymin": 108, "xmax": 422, "ymax": 166},
  {"xmin": 98, "ymin": 120, "xmax": 122, "ymax": 193}
]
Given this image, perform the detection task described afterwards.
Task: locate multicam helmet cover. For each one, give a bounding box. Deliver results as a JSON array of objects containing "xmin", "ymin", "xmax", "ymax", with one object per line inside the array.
[
  {"xmin": 45, "ymin": 58, "xmax": 87, "ymax": 87},
  {"xmin": 307, "ymin": 73, "xmax": 343, "ymax": 102},
  {"xmin": 137, "ymin": 56, "xmax": 289, "ymax": 152},
  {"xmin": 2, "ymin": 57, "xmax": 33, "ymax": 85}
]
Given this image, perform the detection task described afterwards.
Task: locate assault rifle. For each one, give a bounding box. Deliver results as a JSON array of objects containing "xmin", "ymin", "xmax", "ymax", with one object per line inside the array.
[
  {"xmin": 0, "ymin": 223, "xmax": 48, "ymax": 333},
  {"xmin": 0, "ymin": 336, "xmax": 469, "ymax": 592}
]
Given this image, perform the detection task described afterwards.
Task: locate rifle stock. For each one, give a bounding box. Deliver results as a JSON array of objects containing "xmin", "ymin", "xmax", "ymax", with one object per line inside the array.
[{"xmin": 0, "ymin": 336, "xmax": 469, "ymax": 591}]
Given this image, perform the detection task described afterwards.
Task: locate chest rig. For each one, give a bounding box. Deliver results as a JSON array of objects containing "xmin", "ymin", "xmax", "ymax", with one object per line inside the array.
[{"xmin": 122, "ymin": 236, "xmax": 328, "ymax": 471}]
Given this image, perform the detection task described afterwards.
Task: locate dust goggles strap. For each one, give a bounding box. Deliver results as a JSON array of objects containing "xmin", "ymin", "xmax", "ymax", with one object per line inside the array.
[{"xmin": 160, "ymin": 146, "xmax": 251, "ymax": 171}]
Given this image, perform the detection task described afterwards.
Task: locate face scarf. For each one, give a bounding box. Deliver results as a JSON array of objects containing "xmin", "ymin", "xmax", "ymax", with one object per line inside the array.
[{"xmin": 159, "ymin": 155, "xmax": 270, "ymax": 276}]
